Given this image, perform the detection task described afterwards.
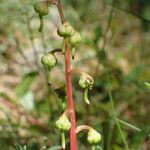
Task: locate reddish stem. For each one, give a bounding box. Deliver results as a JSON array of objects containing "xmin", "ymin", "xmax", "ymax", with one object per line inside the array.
[
  {"xmin": 54, "ymin": 0, "xmax": 77, "ymax": 149},
  {"xmin": 65, "ymin": 39, "xmax": 76, "ymax": 150},
  {"xmin": 76, "ymin": 125, "xmax": 92, "ymax": 134}
]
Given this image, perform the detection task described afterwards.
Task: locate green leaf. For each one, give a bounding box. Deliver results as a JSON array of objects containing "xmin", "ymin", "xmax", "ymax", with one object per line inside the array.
[
  {"xmin": 19, "ymin": 91, "xmax": 34, "ymax": 111},
  {"xmin": 15, "ymin": 144, "xmax": 27, "ymax": 150},
  {"xmin": 145, "ymin": 82, "xmax": 150, "ymax": 89},
  {"xmin": 95, "ymin": 146, "xmax": 103, "ymax": 150},
  {"xmin": 47, "ymin": 146, "xmax": 62, "ymax": 150},
  {"xmin": 15, "ymin": 72, "xmax": 38, "ymax": 97}
]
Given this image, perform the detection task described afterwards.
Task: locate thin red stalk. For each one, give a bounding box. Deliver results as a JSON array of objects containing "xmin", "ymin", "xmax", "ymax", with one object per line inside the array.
[
  {"xmin": 76, "ymin": 125, "xmax": 92, "ymax": 134},
  {"xmin": 65, "ymin": 39, "xmax": 76, "ymax": 150},
  {"xmin": 55, "ymin": 0, "xmax": 77, "ymax": 149}
]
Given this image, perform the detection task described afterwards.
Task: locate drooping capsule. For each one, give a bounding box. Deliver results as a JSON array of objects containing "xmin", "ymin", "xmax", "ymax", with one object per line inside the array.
[
  {"xmin": 70, "ymin": 31, "xmax": 82, "ymax": 46},
  {"xmin": 57, "ymin": 22, "xmax": 74, "ymax": 38},
  {"xmin": 87, "ymin": 129, "xmax": 101, "ymax": 144},
  {"xmin": 34, "ymin": 1, "xmax": 49, "ymax": 16},
  {"xmin": 55, "ymin": 114, "xmax": 71, "ymax": 132},
  {"xmin": 41, "ymin": 52, "xmax": 57, "ymax": 69}
]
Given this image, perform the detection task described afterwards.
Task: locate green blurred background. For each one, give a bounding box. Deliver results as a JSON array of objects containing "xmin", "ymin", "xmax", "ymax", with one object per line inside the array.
[{"xmin": 0, "ymin": 0, "xmax": 150, "ymax": 149}]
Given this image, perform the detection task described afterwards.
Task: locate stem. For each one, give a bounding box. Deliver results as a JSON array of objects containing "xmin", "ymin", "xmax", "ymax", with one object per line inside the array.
[
  {"xmin": 76, "ymin": 125, "xmax": 92, "ymax": 134},
  {"xmin": 61, "ymin": 132, "xmax": 66, "ymax": 149},
  {"xmin": 84, "ymin": 88, "xmax": 90, "ymax": 105},
  {"xmin": 56, "ymin": 0, "xmax": 66, "ymax": 23},
  {"xmin": 92, "ymin": 145, "xmax": 96, "ymax": 150},
  {"xmin": 38, "ymin": 15, "xmax": 44, "ymax": 32},
  {"xmin": 55, "ymin": 1, "xmax": 76, "ymax": 149},
  {"xmin": 61, "ymin": 98, "xmax": 66, "ymax": 111},
  {"xmin": 65, "ymin": 39, "xmax": 76, "ymax": 150},
  {"xmin": 51, "ymin": 48, "xmax": 62, "ymax": 54},
  {"xmin": 48, "ymin": 69, "xmax": 51, "ymax": 85},
  {"xmin": 62, "ymin": 38, "xmax": 66, "ymax": 54}
]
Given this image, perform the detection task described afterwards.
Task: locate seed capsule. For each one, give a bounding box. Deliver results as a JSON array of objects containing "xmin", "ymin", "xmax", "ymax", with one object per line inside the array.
[
  {"xmin": 41, "ymin": 52, "xmax": 57, "ymax": 69},
  {"xmin": 87, "ymin": 129, "xmax": 101, "ymax": 144},
  {"xmin": 57, "ymin": 22, "xmax": 74, "ymax": 37},
  {"xmin": 55, "ymin": 114, "xmax": 71, "ymax": 132},
  {"xmin": 34, "ymin": 1, "xmax": 49, "ymax": 16},
  {"xmin": 70, "ymin": 31, "xmax": 82, "ymax": 46},
  {"xmin": 79, "ymin": 73, "xmax": 94, "ymax": 104},
  {"xmin": 79, "ymin": 73, "xmax": 94, "ymax": 89}
]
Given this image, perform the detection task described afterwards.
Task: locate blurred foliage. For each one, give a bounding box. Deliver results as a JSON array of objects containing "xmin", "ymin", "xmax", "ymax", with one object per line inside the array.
[{"xmin": 0, "ymin": 0, "xmax": 150, "ymax": 150}]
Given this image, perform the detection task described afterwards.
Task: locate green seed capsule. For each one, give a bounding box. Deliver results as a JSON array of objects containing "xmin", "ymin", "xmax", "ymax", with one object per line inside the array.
[
  {"xmin": 34, "ymin": 1, "xmax": 49, "ymax": 16},
  {"xmin": 41, "ymin": 52, "xmax": 57, "ymax": 69},
  {"xmin": 70, "ymin": 31, "xmax": 82, "ymax": 46},
  {"xmin": 79, "ymin": 73, "xmax": 94, "ymax": 89},
  {"xmin": 55, "ymin": 114, "xmax": 71, "ymax": 132},
  {"xmin": 57, "ymin": 22, "xmax": 74, "ymax": 37},
  {"xmin": 87, "ymin": 129, "xmax": 101, "ymax": 144}
]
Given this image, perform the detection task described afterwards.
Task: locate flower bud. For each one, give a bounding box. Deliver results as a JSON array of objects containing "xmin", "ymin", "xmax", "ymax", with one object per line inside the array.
[
  {"xmin": 79, "ymin": 73, "xmax": 94, "ymax": 89},
  {"xmin": 34, "ymin": 1, "xmax": 49, "ymax": 16},
  {"xmin": 70, "ymin": 31, "xmax": 82, "ymax": 46},
  {"xmin": 87, "ymin": 129, "xmax": 101, "ymax": 144},
  {"xmin": 55, "ymin": 114, "xmax": 71, "ymax": 132},
  {"xmin": 57, "ymin": 22, "xmax": 74, "ymax": 37},
  {"xmin": 41, "ymin": 52, "xmax": 57, "ymax": 69}
]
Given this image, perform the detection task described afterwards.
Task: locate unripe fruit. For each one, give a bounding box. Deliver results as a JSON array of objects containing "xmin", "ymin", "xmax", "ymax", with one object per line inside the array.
[
  {"xmin": 41, "ymin": 52, "xmax": 57, "ymax": 69},
  {"xmin": 70, "ymin": 31, "xmax": 82, "ymax": 46},
  {"xmin": 57, "ymin": 22, "xmax": 74, "ymax": 37},
  {"xmin": 79, "ymin": 73, "xmax": 94, "ymax": 89},
  {"xmin": 87, "ymin": 129, "xmax": 101, "ymax": 144},
  {"xmin": 55, "ymin": 114, "xmax": 71, "ymax": 132},
  {"xmin": 34, "ymin": 1, "xmax": 49, "ymax": 16}
]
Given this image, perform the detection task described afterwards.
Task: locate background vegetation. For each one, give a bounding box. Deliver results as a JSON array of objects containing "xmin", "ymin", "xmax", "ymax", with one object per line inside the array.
[{"xmin": 0, "ymin": 0, "xmax": 150, "ymax": 149}]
